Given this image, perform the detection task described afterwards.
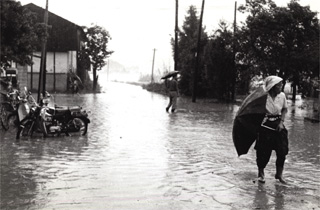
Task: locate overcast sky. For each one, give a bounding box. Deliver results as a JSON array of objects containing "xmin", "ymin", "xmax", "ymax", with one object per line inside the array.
[{"xmin": 18, "ymin": 0, "xmax": 319, "ymax": 74}]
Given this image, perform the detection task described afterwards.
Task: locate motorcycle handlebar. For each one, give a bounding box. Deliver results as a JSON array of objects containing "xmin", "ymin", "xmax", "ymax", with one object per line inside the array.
[{"xmin": 17, "ymin": 87, "xmax": 52, "ymax": 108}]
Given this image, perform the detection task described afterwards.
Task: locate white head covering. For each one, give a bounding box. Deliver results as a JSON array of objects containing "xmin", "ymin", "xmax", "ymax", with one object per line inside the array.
[{"xmin": 264, "ymin": 76, "xmax": 283, "ymax": 92}]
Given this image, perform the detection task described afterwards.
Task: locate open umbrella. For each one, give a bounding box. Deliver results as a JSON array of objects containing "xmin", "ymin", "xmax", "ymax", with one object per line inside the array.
[
  {"xmin": 232, "ymin": 87, "xmax": 268, "ymax": 156},
  {"xmin": 161, "ymin": 71, "xmax": 179, "ymax": 80},
  {"xmin": 68, "ymin": 70, "xmax": 83, "ymax": 88},
  {"xmin": 73, "ymin": 74, "xmax": 83, "ymax": 87}
]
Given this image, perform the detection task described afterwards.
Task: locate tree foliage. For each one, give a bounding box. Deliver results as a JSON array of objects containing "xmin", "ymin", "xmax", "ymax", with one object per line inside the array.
[
  {"xmin": 237, "ymin": 0, "xmax": 319, "ymax": 98},
  {"xmin": 82, "ymin": 24, "xmax": 113, "ymax": 90},
  {"xmin": 172, "ymin": 0, "xmax": 319, "ymax": 99},
  {"xmin": 174, "ymin": 5, "xmax": 208, "ymax": 96},
  {"xmin": 204, "ymin": 21, "xmax": 235, "ymax": 99},
  {"xmin": 0, "ymin": 0, "xmax": 44, "ymax": 68}
]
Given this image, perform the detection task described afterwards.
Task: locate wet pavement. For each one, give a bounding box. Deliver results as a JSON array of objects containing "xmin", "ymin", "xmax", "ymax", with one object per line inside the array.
[{"xmin": 1, "ymin": 82, "xmax": 319, "ymax": 210}]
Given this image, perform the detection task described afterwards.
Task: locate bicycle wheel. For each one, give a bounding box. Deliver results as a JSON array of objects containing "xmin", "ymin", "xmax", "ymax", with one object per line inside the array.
[
  {"xmin": 2, "ymin": 113, "xmax": 18, "ymax": 131},
  {"xmin": 8, "ymin": 113, "xmax": 18, "ymax": 127},
  {"xmin": 0, "ymin": 105, "xmax": 9, "ymax": 130}
]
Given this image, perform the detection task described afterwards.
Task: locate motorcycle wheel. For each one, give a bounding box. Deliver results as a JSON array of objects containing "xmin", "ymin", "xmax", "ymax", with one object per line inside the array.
[
  {"xmin": 16, "ymin": 120, "xmax": 34, "ymax": 140},
  {"xmin": 69, "ymin": 117, "xmax": 87, "ymax": 136}
]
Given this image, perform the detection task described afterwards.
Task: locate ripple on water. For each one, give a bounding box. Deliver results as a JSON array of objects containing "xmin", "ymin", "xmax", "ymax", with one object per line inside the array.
[{"xmin": 1, "ymin": 83, "xmax": 319, "ymax": 210}]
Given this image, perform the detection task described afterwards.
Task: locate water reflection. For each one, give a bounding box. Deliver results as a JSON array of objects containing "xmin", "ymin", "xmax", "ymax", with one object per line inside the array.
[
  {"xmin": 1, "ymin": 82, "xmax": 319, "ymax": 209},
  {"xmin": 1, "ymin": 129, "xmax": 89, "ymax": 209},
  {"xmin": 253, "ymin": 184, "xmax": 269, "ymax": 209},
  {"xmin": 274, "ymin": 184, "xmax": 286, "ymax": 209}
]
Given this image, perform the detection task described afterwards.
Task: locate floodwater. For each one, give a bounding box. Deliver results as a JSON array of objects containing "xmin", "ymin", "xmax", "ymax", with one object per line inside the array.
[{"xmin": 1, "ymin": 82, "xmax": 319, "ymax": 210}]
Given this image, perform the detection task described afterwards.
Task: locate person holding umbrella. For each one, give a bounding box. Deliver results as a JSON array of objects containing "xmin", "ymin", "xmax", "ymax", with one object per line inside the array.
[
  {"xmin": 255, "ymin": 76, "xmax": 288, "ymax": 184},
  {"xmin": 165, "ymin": 73, "xmax": 179, "ymax": 113},
  {"xmin": 233, "ymin": 75, "xmax": 289, "ymax": 184}
]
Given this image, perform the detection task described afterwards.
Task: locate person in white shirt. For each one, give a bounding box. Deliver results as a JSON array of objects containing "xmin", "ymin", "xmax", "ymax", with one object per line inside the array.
[{"xmin": 255, "ymin": 76, "xmax": 288, "ymax": 184}]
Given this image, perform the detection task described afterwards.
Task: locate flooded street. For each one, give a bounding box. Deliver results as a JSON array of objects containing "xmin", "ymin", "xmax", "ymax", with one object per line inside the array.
[{"xmin": 1, "ymin": 82, "xmax": 319, "ymax": 210}]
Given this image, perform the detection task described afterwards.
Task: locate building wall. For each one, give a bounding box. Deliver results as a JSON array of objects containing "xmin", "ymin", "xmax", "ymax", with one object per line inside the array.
[
  {"xmin": 27, "ymin": 51, "xmax": 77, "ymax": 92},
  {"xmin": 28, "ymin": 73, "xmax": 67, "ymax": 92},
  {"xmin": 29, "ymin": 51, "xmax": 76, "ymax": 74},
  {"xmin": 67, "ymin": 51, "xmax": 77, "ymax": 72},
  {"xmin": 17, "ymin": 64, "xmax": 28, "ymax": 90}
]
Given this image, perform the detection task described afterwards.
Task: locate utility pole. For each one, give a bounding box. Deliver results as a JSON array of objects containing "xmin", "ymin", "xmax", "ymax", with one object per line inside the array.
[
  {"xmin": 38, "ymin": 0, "xmax": 49, "ymax": 102},
  {"xmin": 151, "ymin": 48, "xmax": 156, "ymax": 83},
  {"xmin": 192, "ymin": 0, "xmax": 205, "ymax": 103},
  {"xmin": 231, "ymin": 1, "xmax": 237, "ymax": 101},
  {"xmin": 174, "ymin": 0, "xmax": 179, "ymax": 71}
]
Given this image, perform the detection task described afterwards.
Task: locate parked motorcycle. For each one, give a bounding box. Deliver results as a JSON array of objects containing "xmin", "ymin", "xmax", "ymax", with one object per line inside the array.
[{"xmin": 16, "ymin": 88, "xmax": 90, "ymax": 140}]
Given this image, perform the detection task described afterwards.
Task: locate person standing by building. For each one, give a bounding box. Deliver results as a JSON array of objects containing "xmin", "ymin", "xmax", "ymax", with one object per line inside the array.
[
  {"xmin": 73, "ymin": 79, "xmax": 79, "ymax": 95},
  {"xmin": 255, "ymin": 75, "xmax": 289, "ymax": 184},
  {"xmin": 166, "ymin": 74, "xmax": 179, "ymax": 113}
]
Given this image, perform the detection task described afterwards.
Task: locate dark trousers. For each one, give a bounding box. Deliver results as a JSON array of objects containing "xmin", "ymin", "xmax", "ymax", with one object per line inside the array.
[
  {"xmin": 166, "ymin": 91, "xmax": 178, "ymax": 110},
  {"xmin": 255, "ymin": 127, "xmax": 288, "ymax": 169}
]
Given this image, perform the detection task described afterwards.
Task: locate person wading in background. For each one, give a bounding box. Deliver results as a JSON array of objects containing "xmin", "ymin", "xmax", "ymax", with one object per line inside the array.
[{"xmin": 166, "ymin": 74, "xmax": 179, "ymax": 113}]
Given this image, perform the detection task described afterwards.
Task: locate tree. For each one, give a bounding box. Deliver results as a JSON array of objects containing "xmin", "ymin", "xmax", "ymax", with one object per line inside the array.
[
  {"xmin": 238, "ymin": 0, "xmax": 319, "ymax": 99},
  {"xmin": 174, "ymin": 5, "xmax": 208, "ymax": 96},
  {"xmin": 203, "ymin": 21, "xmax": 235, "ymax": 100},
  {"xmin": 0, "ymin": 0, "xmax": 43, "ymax": 68},
  {"xmin": 82, "ymin": 24, "xmax": 113, "ymax": 91}
]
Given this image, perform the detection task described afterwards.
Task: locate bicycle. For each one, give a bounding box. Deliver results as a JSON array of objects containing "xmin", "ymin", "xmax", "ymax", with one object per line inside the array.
[{"xmin": 0, "ymin": 89, "xmax": 19, "ymax": 130}]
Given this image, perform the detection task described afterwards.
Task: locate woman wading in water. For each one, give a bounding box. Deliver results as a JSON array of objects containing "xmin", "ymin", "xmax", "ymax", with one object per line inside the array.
[{"xmin": 255, "ymin": 76, "xmax": 289, "ymax": 184}]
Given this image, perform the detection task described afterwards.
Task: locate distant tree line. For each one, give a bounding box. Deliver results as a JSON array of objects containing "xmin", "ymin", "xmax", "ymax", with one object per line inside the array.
[{"xmin": 173, "ymin": 0, "xmax": 319, "ymax": 100}]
